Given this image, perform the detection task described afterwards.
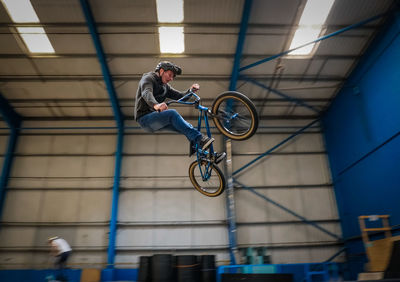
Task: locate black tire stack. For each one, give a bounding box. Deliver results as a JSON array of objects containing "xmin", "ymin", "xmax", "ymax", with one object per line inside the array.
[{"xmin": 137, "ymin": 254, "xmax": 216, "ymax": 282}]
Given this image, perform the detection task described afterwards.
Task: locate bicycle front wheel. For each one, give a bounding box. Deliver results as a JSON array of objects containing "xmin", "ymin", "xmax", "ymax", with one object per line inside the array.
[
  {"xmin": 212, "ymin": 91, "xmax": 258, "ymax": 140},
  {"xmin": 188, "ymin": 160, "xmax": 225, "ymax": 197}
]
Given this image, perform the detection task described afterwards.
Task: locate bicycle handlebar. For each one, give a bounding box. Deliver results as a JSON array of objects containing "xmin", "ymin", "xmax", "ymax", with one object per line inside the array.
[{"xmin": 166, "ymin": 90, "xmax": 200, "ymax": 106}]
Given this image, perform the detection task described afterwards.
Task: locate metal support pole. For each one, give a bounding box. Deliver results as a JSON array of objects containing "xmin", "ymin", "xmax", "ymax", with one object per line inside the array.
[
  {"xmin": 224, "ymin": 140, "xmax": 238, "ymax": 264},
  {"xmin": 80, "ymin": 0, "xmax": 124, "ymax": 268},
  {"xmin": 225, "ymin": 0, "xmax": 253, "ymax": 265},
  {"xmin": 0, "ymin": 128, "xmax": 19, "ymax": 220},
  {"xmin": 233, "ymin": 119, "xmax": 320, "ymax": 176},
  {"xmin": 230, "ymin": 0, "xmax": 252, "ymax": 90},
  {"xmin": 233, "ymin": 179, "xmax": 342, "ymax": 240},
  {"xmin": 79, "ymin": 0, "xmax": 124, "ymax": 128},
  {"xmin": 239, "ymin": 13, "xmax": 386, "ymax": 72},
  {"xmin": 0, "ymin": 93, "xmax": 21, "ymax": 221},
  {"xmin": 108, "ymin": 128, "xmax": 123, "ymax": 266}
]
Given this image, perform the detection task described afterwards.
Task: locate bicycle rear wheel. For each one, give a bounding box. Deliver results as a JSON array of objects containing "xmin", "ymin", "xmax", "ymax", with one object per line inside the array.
[
  {"xmin": 188, "ymin": 160, "xmax": 225, "ymax": 197},
  {"xmin": 212, "ymin": 91, "xmax": 258, "ymax": 140}
]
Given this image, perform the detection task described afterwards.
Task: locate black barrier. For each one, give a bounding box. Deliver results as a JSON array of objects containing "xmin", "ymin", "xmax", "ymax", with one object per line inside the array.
[
  {"xmin": 222, "ymin": 273, "xmax": 293, "ymax": 282},
  {"xmin": 137, "ymin": 256, "xmax": 151, "ymax": 282},
  {"xmin": 176, "ymin": 255, "xmax": 200, "ymax": 282},
  {"xmin": 200, "ymin": 255, "xmax": 216, "ymax": 282},
  {"xmin": 152, "ymin": 254, "xmax": 174, "ymax": 282}
]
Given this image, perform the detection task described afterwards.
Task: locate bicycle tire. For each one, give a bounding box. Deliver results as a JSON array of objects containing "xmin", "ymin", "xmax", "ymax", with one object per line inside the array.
[
  {"xmin": 211, "ymin": 91, "xmax": 258, "ymax": 140},
  {"xmin": 188, "ymin": 160, "xmax": 225, "ymax": 197}
]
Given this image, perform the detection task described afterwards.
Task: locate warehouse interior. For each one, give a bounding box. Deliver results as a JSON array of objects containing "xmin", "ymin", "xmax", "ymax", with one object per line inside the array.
[{"xmin": 0, "ymin": 0, "xmax": 399, "ymax": 281}]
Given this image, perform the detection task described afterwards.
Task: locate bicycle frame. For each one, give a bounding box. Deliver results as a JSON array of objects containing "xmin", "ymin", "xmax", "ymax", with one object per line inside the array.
[{"xmin": 169, "ymin": 91, "xmax": 216, "ymax": 181}]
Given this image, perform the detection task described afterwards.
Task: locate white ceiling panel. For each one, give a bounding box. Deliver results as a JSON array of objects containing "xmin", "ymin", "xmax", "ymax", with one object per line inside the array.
[
  {"xmin": 31, "ymin": 0, "xmax": 85, "ymax": 23},
  {"xmin": 89, "ymin": 0, "xmax": 157, "ymax": 23},
  {"xmin": 0, "ymin": 59, "xmax": 38, "ymax": 75},
  {"xmin": 326, "ymin": 0, "xmax": 393, "ymax": 26},
  {"xmin": 48, "ymin": 34, "xmax": 96, "ymax": 54},
  {"xmin": 0, "ymin": 33, "xmax": 25, "ymax": 54},
  {"xmin": 33, "ymin": 58, "xmax": 102, "ymax": 75},
  {"xmin": 1, "ymin": 81, "xmax": 108, "ymax": 100},
  {"xmin": 319, "ymin": 59, "xmax": 355, "ymax": 77},
  {"xmin": 14, "ymin": 106, "xmax": 53, "ymax": 117},
  {"xmin": 100, "ymin": 34, "xmax": 159, "ymax": 54},
  {"xmin": 249, "ymin": 0, "xmax": 301, "ymax": 25},
  {"xmin": 185, "ymin": 0, "xmax": 243, "ymax": 24},
  {"xmin": 244, "ymin": 34, "xmax": 288, "ymax": 55},
  {"xmin": 316, "ymin": 36, "xmax": 370, "ymax": 55},
  {"xmin": 185, "ymin": 34, "xmax": 237, "ymax": 54}
]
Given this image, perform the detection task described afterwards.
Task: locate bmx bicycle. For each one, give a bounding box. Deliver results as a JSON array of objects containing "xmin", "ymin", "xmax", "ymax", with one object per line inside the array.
[{"xmin": 167, "ymin": 90, "xmax": 258, "ymax": 197}]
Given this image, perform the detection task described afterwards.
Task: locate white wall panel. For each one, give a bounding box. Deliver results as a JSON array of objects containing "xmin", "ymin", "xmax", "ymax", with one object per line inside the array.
[
  {"xmin": 2, "ymin": 191, "xmax": 42, "ymax": 222},
  {"xmin": 237, "ymin": 226, "xmax": 270, "ymax": 245},
  {"xmin": 270, "ymin": 225, "xmax": 309, "ymax": 243},
  {"xmin": 192, "ymin": 226, "xmax": 228, "ymax": 246},
  {"xmin": 0, "ymin": 227, "xmax": 37, "ymax": 247},
  {"xmin": 236, "ymin": 190, "xmax": 269, "ymax": 222},
  {"xmin": 0, "ymin": 119, "xmax": 341, "ymax": 268}
]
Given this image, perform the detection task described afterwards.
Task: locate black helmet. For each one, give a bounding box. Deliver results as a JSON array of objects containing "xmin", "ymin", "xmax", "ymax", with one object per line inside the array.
[{"xmin": 155, "ymin": 61, "xmax": 182, "ymax": 76}]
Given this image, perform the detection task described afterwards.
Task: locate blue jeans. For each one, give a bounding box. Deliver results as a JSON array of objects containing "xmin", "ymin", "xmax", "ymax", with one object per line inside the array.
[{"xmin": 138, "ymin": 109, "xmax": 202, "ymax": 143}]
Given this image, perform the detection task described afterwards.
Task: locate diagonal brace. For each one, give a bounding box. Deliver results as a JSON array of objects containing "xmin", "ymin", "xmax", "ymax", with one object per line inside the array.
[
  {"xmin": 234, "ymin": 179, "xmax": 342, "ymax": 240},
  {"xmin": 239, "ymin": 13, "xmax": 386, "ymax": 72},
  {"xmin": 233, "ymin": 119, "xmax": 320, "ymax": 176},
  {"xmin": 241, "ymin": 75, "xmax": 320, "ymax": 113}
]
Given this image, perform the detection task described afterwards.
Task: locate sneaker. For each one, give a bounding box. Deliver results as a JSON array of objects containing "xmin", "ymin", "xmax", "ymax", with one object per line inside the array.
[
  {"xmin": 198, "ymin": 135, "xmax": 215, "ymax": 151},
  {"xmin": 214, "ymin": 152, "xmax": 227, "ymax": 164},
  {"xmin": 189, "ymin": 141, "xmax": 196, "ymax": 157}
]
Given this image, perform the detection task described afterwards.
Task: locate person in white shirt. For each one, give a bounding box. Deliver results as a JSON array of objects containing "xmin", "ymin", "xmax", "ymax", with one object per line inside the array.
[{"xmin": 48, "ymin": 236, "xmax": 72, "ymax": 269}]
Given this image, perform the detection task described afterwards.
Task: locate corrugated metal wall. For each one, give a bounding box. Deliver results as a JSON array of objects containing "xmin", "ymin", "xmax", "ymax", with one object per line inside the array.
[
  {"xmin": 0, "ymin": 117, "xmax": 343, "ymax": 269},
  {"xmin": 322, "ymin": 11, "xmax": 400, "ymax": 279}
]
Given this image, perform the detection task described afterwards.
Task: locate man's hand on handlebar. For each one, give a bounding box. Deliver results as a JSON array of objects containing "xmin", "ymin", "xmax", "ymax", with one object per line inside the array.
[
  {"xmin": 191, "ymin": 83, "xmax": 200, "ymax": 93},
  {"xmin": 154, "ymin": 102, "xmax": 168, "ymax": 112}
]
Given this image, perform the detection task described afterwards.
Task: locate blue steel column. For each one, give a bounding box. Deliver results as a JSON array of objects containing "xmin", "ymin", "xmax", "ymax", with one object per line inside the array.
[
  {"xmin": 79, "ymin": 0, "xmax": 124, "ymax": 269},
  {"xmin": 0, "ymin": 93, "xmax": 21, "ymax": 220},
  {"xmin": 226, "ymin": 0, "xmax": 253, "ymax": 265}
]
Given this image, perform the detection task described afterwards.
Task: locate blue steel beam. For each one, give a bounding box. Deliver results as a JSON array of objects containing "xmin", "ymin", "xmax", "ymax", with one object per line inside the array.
[
  {"xmin": 239, "ymin": 13, "xmax": 386, "ymax": 72},
  {"xmin": 240, "ymin": 75, "xmax": 319, "ymax": 113},
  {"xmin": 79, "ymin": 0, "xmax": 123, "ymax": 128},
  {"xmin": 233, "ymin": 119, "xmax": 320, "ymax": 176},
  {"xmin": 79, "ymin": 0, "xmax": 124, "ymax": 268},
  {"xmin": 0, "ymin": 128, "xmax": 19, "ymax": 219},
  {"xmin": 226, "ymin": 0, "xmax": 253, "ymax": 265},
  {"xmin": 233, "ymin": 179, "xmax": 342, "ymax": 240},
  {"xmin": 0, "ymin": 93, "xmax": 21, "ymax": 221},
  {"xmin": 0, "ymin": 93, "xmax": 21, "ymax": 128},
  {"xmin": 229, "ymin": 0, "xmax": 252, "ymax": 91}
]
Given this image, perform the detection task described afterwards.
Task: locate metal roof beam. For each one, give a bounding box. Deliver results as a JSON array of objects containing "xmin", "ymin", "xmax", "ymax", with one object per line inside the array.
[{"xmin": 240, "ymin": 75, "xmax": 320, "ymax": 113}]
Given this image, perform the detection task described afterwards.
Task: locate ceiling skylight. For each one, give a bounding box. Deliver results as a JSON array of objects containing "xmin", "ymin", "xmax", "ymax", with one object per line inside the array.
[
  {"xmin": 17, "ymin": 27, "xmax": 55, "ymax": 53},
  {"xmin": 156, "ymin": 0, "xmax": 185, "ymax": 54},
  {"xmin": 288, "ymin": 0, "xmax": 335, "ymax": 56},
  {"xmin": 156, "ymin": 0, "xmax": 184, "ymax": 23},
  {"xmin": 1, "ymin": 0, "xmax": 55, "ymax": 54},
  {"xmin": 159, "ymin": 27, "xmax": 184, "ymax": 53},
  {"xmin": 1, "ymin": 0, "xmax": 39, "ymax": 23}
]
